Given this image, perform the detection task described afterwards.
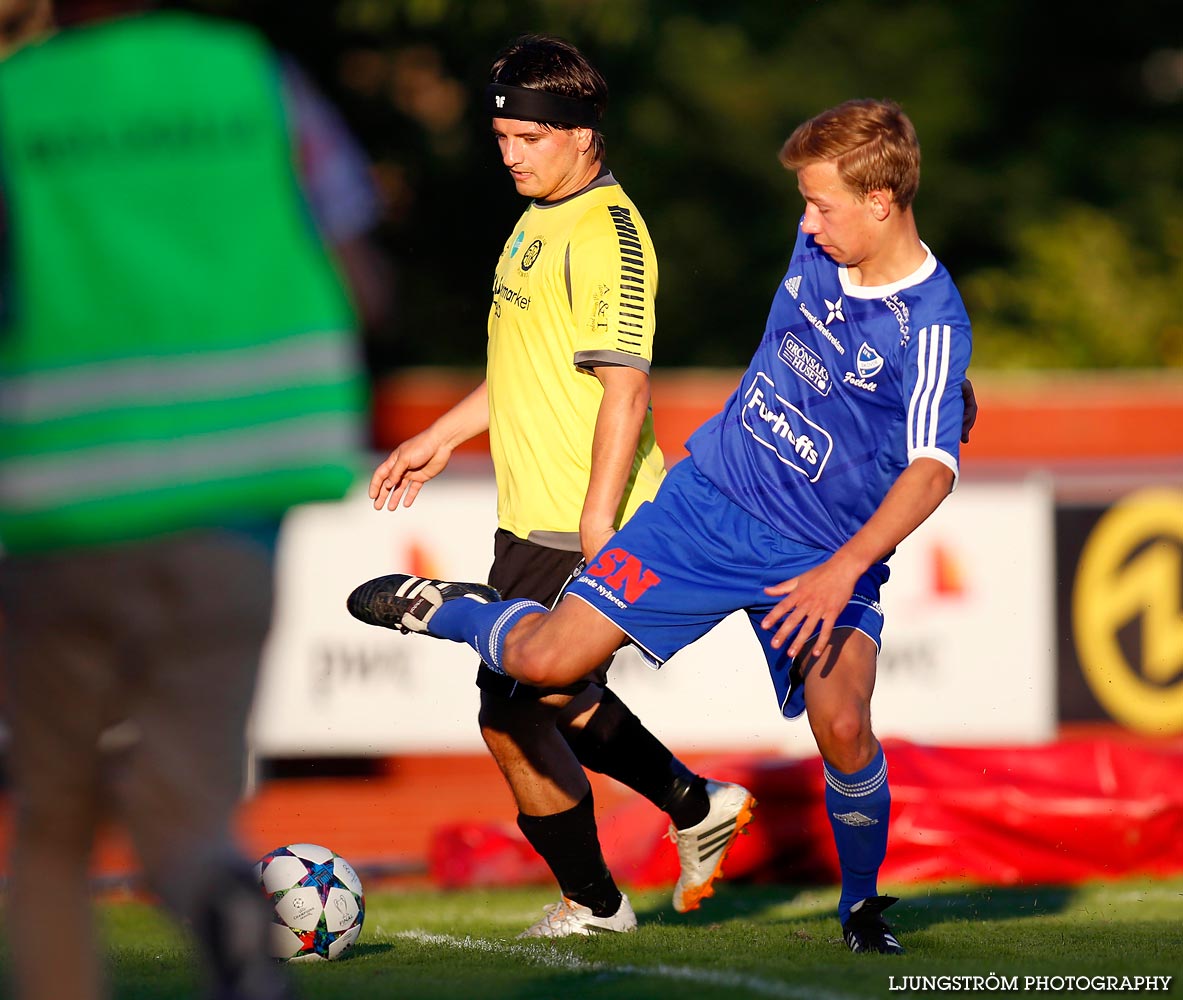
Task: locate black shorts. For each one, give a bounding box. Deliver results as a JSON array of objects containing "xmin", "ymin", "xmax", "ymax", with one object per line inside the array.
[{"xmin": 475, "ymin": 529, "xmax": 612, "ymax": 701}]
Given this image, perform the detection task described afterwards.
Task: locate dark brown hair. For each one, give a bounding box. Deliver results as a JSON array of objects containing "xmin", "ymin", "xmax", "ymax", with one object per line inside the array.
[{"xmin": 490, "ymin": 34, "xmax": 608, "ymax": 160}]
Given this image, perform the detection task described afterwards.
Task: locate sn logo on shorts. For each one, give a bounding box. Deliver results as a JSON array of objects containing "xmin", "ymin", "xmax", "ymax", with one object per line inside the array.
[{"xmin": 586, "ymin": 547, "xmax": 662, "ymax": 603}]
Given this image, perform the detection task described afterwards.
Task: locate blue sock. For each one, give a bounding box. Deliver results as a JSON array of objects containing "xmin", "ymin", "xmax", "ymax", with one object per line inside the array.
[
  {"xmin": 429, "ymin": 597, "xmax": 546, "ymax": 673},
  {"xmin": 824, "ymin": 746, "xmax": 890, "ymax": 924}
]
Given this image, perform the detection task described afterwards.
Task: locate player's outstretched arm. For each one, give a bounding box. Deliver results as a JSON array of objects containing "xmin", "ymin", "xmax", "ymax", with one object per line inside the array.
[
  {"xmin": 370, "ymin": 381, "xmax": 490, "ymax": 510},
  {"xmin": 762, "ymin": 457, "xmax": 955, "ymax": 659}
]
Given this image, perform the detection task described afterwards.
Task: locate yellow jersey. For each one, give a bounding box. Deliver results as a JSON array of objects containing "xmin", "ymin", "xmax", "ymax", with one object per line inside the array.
[{"xmin": 487, "ymin": 171, "xmax": 665, "ymax": 549}]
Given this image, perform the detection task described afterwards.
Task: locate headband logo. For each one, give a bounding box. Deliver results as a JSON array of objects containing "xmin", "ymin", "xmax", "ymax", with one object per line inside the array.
[{"xmin": 485, "ymin": 84, "xmax": 597, "ymax": 128}]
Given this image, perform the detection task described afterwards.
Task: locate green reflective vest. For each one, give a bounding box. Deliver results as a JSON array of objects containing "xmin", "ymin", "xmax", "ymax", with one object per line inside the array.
[{"xmin": 0, "ymin": 13, "xmax": 367, "ymax": 553}]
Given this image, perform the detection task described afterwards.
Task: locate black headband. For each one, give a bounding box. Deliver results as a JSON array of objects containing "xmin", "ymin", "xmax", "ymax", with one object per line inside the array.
[{"xmin": 485, "ymin": 83, "xmax": 599, "ymax": 128}]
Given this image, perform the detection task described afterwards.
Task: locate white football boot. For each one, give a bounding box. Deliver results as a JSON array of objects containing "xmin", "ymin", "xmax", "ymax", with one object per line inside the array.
[
  {"xmin": 669, "ymin": 780, "xmax": 756, "ymax": 913},
  {"xmin": 517, "ymin": 894, "xmax": 637, "ymax": 938}
]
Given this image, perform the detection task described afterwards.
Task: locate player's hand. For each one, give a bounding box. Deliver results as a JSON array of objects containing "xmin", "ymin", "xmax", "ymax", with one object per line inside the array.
[
  {"xmin": 761, "ymin": 555, "xmax": 861, "ymax": 660},
  {"xmin": 960, "ymin": 378, "xmax": 978, "ymax": 444},
  {"xmin": 369, "ymin": 431, "xmax": 453, "ymax": 511}
]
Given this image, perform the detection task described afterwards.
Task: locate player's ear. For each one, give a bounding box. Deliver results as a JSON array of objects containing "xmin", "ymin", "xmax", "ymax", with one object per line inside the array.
[
  {"xmin": 867, "ymin": 190, "xmax": 892, "ymax": 221},
  {"xmin": 574, "ymin": 127, "xmax": 594, "ymax": 155}
]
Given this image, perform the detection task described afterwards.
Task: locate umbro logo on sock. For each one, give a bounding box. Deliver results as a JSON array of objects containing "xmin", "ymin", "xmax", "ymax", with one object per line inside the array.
[{"xmin": 833, "ymin": 810, "xmax": 878, "ymax": 827}]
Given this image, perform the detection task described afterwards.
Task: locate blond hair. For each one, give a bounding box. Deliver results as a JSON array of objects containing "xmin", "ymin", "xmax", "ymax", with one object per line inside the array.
[{"xmin": 779, "ymin": 99, "xmax": 921, "ymax": 210}]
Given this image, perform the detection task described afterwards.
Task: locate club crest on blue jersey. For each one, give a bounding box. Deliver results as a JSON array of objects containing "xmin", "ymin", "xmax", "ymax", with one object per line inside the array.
[
  {"xmin": 856, "ymin": 343, "xmax": 885, "ymax": 379},
  {"xmin": 843, "ymin": 342, "xmax": 885, "ymax": 392}
]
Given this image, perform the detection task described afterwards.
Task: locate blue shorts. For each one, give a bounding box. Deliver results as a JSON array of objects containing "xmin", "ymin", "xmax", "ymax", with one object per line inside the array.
[{"xmin": 563, "ymin": 459, "xmax": 887, "ymax": 719}]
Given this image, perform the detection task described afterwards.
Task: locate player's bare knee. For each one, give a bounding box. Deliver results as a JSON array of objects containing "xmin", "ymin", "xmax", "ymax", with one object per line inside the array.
[
  {"xmin": 812, "ymin": 709, "xmax": 871, "ymax": 762},
  {"xmin": 512, "ymin": 657, "xmax": 560, "ymax": 687},
  {"xmin": 507, "ymin": 641, "xmax": 578, "ymax": 687}
]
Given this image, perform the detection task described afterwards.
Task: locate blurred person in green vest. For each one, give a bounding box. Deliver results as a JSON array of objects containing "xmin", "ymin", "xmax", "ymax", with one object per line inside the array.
[{"xmin": 0, "ymin": 1, "xmax": 389, "ymax": 997}]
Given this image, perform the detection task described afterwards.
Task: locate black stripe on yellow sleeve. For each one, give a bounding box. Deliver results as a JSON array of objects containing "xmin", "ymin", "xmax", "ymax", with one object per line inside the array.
[{"xmin": 607, "ymin": 205, "xmax": 646, "ymax": 356}]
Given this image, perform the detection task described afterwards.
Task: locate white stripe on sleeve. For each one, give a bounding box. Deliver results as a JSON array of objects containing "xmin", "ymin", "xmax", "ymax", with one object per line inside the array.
[{"xmin": 908, "ymin": 324, "xmax": 951, "ymax": 451}]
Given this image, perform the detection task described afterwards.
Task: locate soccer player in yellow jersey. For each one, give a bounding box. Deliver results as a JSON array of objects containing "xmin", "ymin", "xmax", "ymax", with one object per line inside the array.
[{"xmin": 363, "ymin": 35, "xmax": 754, "ymax": 936}]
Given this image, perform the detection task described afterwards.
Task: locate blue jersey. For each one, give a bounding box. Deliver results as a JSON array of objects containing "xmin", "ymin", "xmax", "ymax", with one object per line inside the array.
[{"xmin": 687, "ymin": 224, "xmax": 972, "ymax": 556}]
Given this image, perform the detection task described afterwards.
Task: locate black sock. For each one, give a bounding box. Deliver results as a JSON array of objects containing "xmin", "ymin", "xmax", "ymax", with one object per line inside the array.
[
  {"xmin": 664, "ymin": 773, "xmax": 711, "ymax": 830},
  {"xmin": 516, "ymin": 791, "xmax": 621, "ymax": 918},
  {"xmin": 563, "ymin": 687, "xmax": 710, "ymax": 829}
]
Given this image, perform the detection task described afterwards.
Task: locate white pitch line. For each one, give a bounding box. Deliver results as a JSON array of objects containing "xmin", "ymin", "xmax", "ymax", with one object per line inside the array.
[{"xmin": 393, "ymin": 930, "xmax": 857, "ymax": 1000}]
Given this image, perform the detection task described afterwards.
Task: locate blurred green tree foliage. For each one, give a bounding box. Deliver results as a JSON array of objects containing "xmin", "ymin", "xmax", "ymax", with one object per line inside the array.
[{"xmin": 190, "ymin": 0, "xmax": 1182, "ymax": 372}]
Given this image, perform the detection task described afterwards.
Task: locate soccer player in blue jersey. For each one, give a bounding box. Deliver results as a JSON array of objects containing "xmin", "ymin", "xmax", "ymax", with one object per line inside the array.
[{"xmin": 350, "ymin": 97, "xmax": 974, "ymax": 954}]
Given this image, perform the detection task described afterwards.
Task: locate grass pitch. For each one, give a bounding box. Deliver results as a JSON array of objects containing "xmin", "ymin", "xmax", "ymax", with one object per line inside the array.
[{"xmin": 8, "ymin": 876, "xmax": 1182, "ymax": 999}]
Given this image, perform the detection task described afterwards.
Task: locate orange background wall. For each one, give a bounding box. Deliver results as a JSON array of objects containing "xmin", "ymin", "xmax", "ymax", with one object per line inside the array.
[{"xmin": 372, "ymin": 368, "xmax": 1183, "ymax": 467}]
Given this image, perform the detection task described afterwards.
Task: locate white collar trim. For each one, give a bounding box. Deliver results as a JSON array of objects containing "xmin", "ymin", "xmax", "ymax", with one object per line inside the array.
[{"xmin": 838, "ymin": 242, "xmax": 936, "ymax": 298}]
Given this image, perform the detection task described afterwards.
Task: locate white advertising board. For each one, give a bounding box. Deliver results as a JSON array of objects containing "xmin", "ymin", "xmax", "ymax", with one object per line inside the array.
[
  {"xmin": 251, "ymin": 473, "xmax": 500, "ymax": 756},
  {"xmin": 250, "ymin": 472, "xmax": 1055, "ymax": 755}
]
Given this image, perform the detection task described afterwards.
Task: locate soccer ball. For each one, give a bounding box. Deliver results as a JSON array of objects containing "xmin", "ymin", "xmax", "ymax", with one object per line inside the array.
[{"xmin": 255, "ymin": 843, "xmax": 365, "ymax": 961}]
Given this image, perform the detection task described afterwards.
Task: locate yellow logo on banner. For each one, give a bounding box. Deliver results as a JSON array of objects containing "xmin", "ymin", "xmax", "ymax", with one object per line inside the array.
[{"xmin": 1073, "ymin": 488, "xmax": 1183, "ymax": 735}]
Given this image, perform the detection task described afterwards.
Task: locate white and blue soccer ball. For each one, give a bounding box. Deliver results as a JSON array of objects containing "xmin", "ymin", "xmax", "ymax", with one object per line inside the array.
[{"xmin": 254, "ymin": 842, "xmax": 365, "ymax": 961}]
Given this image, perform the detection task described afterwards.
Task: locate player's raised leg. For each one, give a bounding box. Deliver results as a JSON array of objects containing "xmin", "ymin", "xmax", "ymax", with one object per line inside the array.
[{"xmin": 347, "ymin": 571, "xmax": 622, "ymax": 687}]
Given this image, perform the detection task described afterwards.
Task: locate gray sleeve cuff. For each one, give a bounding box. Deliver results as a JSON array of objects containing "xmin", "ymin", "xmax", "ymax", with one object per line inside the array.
[{"xmin": 573, "ymin": 349, "xmax": 650, "ymax": 374}]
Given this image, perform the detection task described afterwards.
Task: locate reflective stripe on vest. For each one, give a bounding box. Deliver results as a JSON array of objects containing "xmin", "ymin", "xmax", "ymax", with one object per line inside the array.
[
  {"xmin": 0, "ymin": 329, "xmax": 355, "ymax": 423},
  {"xmin": 0, "ymin": 413, "xmax": 359, "ymax": 509}
]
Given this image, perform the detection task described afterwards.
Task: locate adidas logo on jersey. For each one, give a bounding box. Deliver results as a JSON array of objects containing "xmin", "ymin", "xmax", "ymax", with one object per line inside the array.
[{"xmin": 783, "ymin": 275, "xmax": 802, "ymax": 299}]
